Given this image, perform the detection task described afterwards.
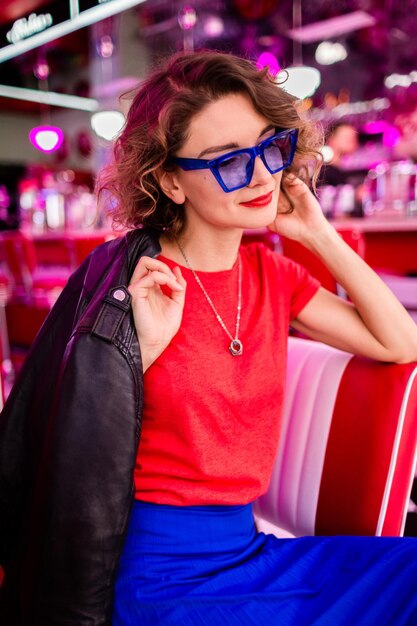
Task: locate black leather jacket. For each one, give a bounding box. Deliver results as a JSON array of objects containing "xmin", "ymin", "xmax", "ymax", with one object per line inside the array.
[{"xmin": 0, "ymin": 227, "xmax": 161, "ymax": 625}]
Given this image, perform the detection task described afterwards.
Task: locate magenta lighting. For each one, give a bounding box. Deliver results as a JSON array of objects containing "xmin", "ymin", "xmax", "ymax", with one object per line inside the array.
[
  {"xmin": 29, "ymin": 125, "xmax": 64, "ymax": 152},
  {"xmin": 362, "ymin": 121, "xmax": 400, "ymax": 148},
  {"xmin": 256, "ymin": 52, "xmax": 280, "ymax": 77}
]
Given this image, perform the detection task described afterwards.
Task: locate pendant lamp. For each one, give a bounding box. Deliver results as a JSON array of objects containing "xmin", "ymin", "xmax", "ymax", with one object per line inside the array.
[
  {"xmin": 279, "ymin": 0, "xmax": 321, "ymax": 99},
  {"xmin": 29, "ymin": 51, "xmax": 65, "ymax": 153}
]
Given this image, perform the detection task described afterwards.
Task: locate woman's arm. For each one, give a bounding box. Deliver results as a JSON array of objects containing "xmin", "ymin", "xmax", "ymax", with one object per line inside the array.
[{"xmin": 270, "ymin": 176, "xmax": 417, "ymax": 364}]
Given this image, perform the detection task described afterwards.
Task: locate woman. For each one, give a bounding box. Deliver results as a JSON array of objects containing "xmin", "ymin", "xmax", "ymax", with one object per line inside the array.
[
  {"xmin": 107, "ymin": 51, "xmax": 417, "ymax": 625},
  {"xmin": 1, "ymin": 50, "xmax": 417, "ymax": 625}
]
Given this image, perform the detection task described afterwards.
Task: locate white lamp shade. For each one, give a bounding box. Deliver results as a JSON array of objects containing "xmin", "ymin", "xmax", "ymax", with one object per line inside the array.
[
  {"xmin": 315, "ymin": 41, "xmax": 347, "ymax": 65},
  {"xmin": 91, "ymin": 110, "xmax": 125, "ymax": 141},
  {"xmin": 29, "ymin": 125, "xmax": 64, "ymax": 152},
  {"xmin": 278, "ymin": 66, "xmax": 321, "ymax": 99}
]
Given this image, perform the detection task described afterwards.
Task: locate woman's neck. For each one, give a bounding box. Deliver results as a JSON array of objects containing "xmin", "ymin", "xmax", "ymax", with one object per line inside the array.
[{"xmin": 159, "ymin": 228, "xmax": 243, "ymax": 272}]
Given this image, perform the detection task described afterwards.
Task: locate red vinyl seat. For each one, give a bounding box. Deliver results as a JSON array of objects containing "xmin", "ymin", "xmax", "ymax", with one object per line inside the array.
[
  {"xmin": 255, "ymin": 337, "xmax": 417, "ymax": 537},
  {"xmin": 0, "ymin": 231, "xmax": 70, "ymax": 301},
  {"xmin": 1, "ymin": 231, "xmax": 71, "ymax": 349}
]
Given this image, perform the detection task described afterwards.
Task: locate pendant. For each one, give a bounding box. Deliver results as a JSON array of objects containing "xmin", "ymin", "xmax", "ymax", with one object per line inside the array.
[{"xmin": 229, "ymin": 339, "xmax": 243, "ymax": 356}]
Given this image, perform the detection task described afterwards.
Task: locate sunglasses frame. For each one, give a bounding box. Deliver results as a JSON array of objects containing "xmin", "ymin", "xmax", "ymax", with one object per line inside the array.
[{"xmin": 170, "ymin": 128, "xmax": 298, "ymax": 193}]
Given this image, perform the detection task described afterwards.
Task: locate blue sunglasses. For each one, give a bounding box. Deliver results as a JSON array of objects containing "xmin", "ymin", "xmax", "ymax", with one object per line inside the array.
[{"xmin": 170, "ymin": 128, "xmax": 298, "ymax": 193}]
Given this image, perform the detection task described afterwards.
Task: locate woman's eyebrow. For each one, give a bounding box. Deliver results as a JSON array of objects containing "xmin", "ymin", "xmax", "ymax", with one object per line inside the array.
[{"xmin": 197, "ymin": 124, "xmax": 276, "ymax": 159}]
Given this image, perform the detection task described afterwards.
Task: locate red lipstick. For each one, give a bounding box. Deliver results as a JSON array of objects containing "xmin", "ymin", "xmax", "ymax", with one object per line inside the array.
[{"xmin": 240, "ymin": 191, "xmax": 273, "ymax": 207}]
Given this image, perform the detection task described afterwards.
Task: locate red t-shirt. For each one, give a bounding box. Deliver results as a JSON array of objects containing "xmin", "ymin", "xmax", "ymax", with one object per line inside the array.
[{"xmin": 134, "ymin": 243, "xmax": 320, "ymax": 505}]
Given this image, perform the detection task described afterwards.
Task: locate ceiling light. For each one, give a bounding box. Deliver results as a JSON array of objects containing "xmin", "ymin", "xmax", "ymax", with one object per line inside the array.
[
  {"xmin": 315, "ymin": 41, "xmax": 347, "ymax": 65},
  {"xmin": 321, "ymin": 145, "xmax": 334, "ymax": 163},
  {"xmin": 203, "ymin": 16, "xmax": 224, "ymax": 38},
  {"xmin": 91, "ymin": 110, "xmax": 125, "ymax": 141},
  {"xmin": 283, "ymin": 0, "xmax": 321, "ymax": 99},
  {"xmin": 29, "ymin": 125, "xmax": 64, "ymax": 152},
  {"xmin": 178, "ymin": 6, "xmax": 197, "ymax": 30},
  {"xmin": 384, "ymin": 72, "xmax": 416, "ymax": 89},
  {"xmin": 0, "ymin": 84, "xmax": 98, "ymax": 111},
  {"xmin": 278, "ymin": 66, "xmax": 321, "ymax": 99},
  {"xmin": 256, "ymin": 52, "xmax": 280, "ymax": 77},
  {"xmin": 288, "ymin": 10, "xmax": 376, "ymax": 43}
]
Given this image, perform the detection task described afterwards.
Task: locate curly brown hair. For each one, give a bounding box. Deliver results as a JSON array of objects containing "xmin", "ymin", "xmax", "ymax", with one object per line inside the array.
[{"xmin": 96, "ymin": 50, "xmax": 323, "ymax": 235}]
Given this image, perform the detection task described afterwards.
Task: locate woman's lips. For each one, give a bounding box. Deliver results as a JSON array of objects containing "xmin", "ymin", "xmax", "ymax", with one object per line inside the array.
[{"xmin": 240, "ymin": 191, "xmax": 273, "ymax": 207}]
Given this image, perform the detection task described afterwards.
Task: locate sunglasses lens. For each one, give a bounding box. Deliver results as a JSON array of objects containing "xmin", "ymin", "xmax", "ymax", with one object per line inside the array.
[
  {"xmin": 217, "ymin": 152, "xmax": 251, "ymax": 191},
  {"xmin": 264, "ymin": 133, "xmax": 293, "ymax": 172}
]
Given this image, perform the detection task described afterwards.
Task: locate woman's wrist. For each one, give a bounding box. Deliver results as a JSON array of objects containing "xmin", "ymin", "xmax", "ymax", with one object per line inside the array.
[
  {"xmin": 139, "ymin": 341, "xmax": 167, "ymax": 373},
  {"xmin": 298, "ymin": 220, "xmax": 340, "ymax": 255}
]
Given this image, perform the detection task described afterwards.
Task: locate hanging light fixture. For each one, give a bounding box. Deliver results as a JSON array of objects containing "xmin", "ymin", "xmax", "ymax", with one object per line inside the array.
[
  {"xmin": 29, "ymin": 125, "xmax": 64, "ymax": 152},
  {"xmin": 256, "ymin": 52, "xmax": 280, "ymax": 77},
  {"xmin": 89, "ymin": 25, "xmax": 125, "ymax": 142},
  {"xmin": 315, "ymin": 41, "xmax": 347, "ymax": 66},
  {"xmin": 278, "ymin": 0, "xmax": 321, "ymax": 99},
  {"xmin": 178, "ymin": 6, "xmax": 197, "ymax": 51},
  {"xmin": 28, "ymin": 50, "xmax": 65, "ymax": 153},
  {"xmin": 91, "ymin": 110, "xmax": 125, "ymax": 141}
]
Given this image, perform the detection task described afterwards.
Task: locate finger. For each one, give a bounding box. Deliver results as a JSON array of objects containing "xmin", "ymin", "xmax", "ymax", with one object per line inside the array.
[
  {"xmin": 129, "ymin": 270, "xmax": 184, "ymax": 296},
  {"xmin": 282, "ymin": 176, "xmax": 309, "ymax": 199},
  {"xmin": 277, "ymin": 187, "xmax": 292, "ymax": 213},
  {"xmin": 130, "ymin": 256, "xmax": 178, "ymax": 284},
  {"xmin": 169, "ymin": 266, "xmax": 187, "ymax": 305}
]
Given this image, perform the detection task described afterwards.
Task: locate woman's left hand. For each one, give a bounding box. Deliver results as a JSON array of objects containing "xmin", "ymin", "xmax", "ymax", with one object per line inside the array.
[{"xmin": 267, "ymin": 175, "xmax": 329, "ymax": 244}]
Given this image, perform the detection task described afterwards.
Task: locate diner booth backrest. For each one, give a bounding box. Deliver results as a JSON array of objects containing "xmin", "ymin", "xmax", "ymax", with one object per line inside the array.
[{"xmin": 254, "ymin": 337, "xmax": 417, "ymax": 537}]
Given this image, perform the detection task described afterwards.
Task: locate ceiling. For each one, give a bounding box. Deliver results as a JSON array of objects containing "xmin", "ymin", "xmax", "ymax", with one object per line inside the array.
[{"xmin": 0, "ymin": 0, "xmax": 416, "ymax": 119}]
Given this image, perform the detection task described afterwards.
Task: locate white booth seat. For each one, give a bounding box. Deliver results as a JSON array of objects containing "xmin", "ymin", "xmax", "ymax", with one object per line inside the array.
[{"xmin": 255, "ymin": 337, "xmax": 417, "ymax": 538}]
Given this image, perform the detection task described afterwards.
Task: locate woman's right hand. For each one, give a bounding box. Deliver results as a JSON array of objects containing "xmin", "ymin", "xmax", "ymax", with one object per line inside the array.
[{"xmin": 128, "ymin": 256, "xmax": 186, "ymax": 372}]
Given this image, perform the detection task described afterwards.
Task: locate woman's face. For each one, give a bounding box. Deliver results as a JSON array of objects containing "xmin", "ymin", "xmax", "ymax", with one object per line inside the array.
[{"xmin": 170, "ymin": 93, "xmax": 284, "ymax": 233}]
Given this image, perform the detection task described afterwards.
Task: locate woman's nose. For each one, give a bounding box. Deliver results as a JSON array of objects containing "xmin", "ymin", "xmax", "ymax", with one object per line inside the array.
[{"xmin": 248, "ymin": 156, "xmax": 273, "ymax": 187}]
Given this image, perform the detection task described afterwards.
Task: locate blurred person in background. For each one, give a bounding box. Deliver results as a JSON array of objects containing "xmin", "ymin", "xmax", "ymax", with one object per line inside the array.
[
  {"xmin": 321, "ymin": 122, "xmax": 359, "ymax": 186},
  {"xmin": 319, "ymin": 122, "xmax": 366, "ymax": 216}
]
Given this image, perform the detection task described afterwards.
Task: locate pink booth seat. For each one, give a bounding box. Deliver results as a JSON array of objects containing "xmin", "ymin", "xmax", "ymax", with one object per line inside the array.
[{"xmin": 255, "ymin": 337, "xmax": 417, "ymax": 538}]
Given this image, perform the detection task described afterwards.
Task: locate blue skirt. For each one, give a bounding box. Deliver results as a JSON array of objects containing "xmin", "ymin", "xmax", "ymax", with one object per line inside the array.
[{"xmin": 113, "ymin": 500, "xmax": 417, "ymax": 625}]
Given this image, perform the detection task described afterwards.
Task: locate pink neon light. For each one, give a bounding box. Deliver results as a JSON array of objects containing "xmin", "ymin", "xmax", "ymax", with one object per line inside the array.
[
  {"xmin": 256, "ymin": 52, "xmax": 280, "ymax": 77},
  {"xmin": 29, "ymin": 125, "xmax": 64, "ymax": 153},
  {"xmin": 362, "ymin": 121, "xmax": 400, "ymax": 147}
]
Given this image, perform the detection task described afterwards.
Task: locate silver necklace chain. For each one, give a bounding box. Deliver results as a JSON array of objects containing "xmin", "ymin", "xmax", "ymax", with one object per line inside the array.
[{"xmin": 175, "ymin": 239, "xmax": 243, "ymax": 356}]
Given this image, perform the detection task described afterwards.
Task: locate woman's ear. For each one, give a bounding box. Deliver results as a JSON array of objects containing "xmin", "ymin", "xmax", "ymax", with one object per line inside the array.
[{"xmin": 158, "ymin": 170, "xmax": 186, "ymax": 205}]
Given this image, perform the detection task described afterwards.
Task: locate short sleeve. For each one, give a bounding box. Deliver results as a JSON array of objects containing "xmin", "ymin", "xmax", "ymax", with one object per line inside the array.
[{"xmin": 287, "ymin": 258, "xmax": 321, "ymax": 319}]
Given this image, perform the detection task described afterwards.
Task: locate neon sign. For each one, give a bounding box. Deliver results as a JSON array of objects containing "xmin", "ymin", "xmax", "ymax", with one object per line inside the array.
[
  {"xmin": 0, "ymin": 0, "xmax": 146, "ymax": 64},
  {"xmin": 6, "ymin": 14, "xmax": 53, "ymax": 44}
]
